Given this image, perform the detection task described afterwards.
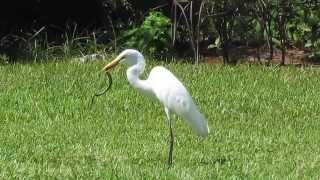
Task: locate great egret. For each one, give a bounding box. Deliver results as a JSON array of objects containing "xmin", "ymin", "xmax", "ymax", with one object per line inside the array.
[{"xmin": 103, "ymin": 49, "xmax": 209, "ymax": 166}]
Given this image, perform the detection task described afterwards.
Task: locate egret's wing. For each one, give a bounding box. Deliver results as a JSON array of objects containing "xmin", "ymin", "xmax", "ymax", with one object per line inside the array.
[{"xmin": 147, "ymin": 66, "xmax": 209, "ymax": 137}]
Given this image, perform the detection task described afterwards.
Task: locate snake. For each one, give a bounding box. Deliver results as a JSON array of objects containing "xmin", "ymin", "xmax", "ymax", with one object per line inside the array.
[{"xmin": 89, "ymin": 71, "xmax": 112, "ymax": 108}]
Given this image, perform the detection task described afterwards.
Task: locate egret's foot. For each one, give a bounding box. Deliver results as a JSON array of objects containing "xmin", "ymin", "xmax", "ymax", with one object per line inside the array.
[{"xmin": 167, "ymin": 150, "xmax": 173, "ymax": 167}]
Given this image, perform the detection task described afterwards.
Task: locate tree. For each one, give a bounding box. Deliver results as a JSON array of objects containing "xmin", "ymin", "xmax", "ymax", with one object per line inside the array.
[
  {"xmin": 253, "ymin": 0, "xmax": 275, "ymax": 64},
  {"xmin": 273, "ymin": 0, "xmax": 295, "ymax": 65}
]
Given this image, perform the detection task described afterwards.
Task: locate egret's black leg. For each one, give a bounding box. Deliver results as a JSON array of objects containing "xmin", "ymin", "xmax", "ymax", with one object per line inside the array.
[
  {"xmin": 168, "ymin": 117, "xmax": 174, "ymax": 167},
  {"xmin": 165, "ymin": 108, "xmax": 174, "ymax": 167}
]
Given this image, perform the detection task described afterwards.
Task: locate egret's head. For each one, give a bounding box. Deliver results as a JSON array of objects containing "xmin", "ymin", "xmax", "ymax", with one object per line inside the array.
[{"xmin": 103, "ymin": 49, "xmax": 144, "ymax": 72}]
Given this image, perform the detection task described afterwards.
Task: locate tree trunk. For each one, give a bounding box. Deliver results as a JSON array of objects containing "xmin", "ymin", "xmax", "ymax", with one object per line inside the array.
[
  {"xmin": 216, "ymin": 19, "xmax": 231, "ymax": 64},
  {"xmin": 279, "ymin": 18, "xmax": 286, "ymax": 66},
  {"xmin": 266, "ymin": 19, "xmax": 274, "ymax": 65},
  {"xmin": 281, "ymin": 45, "xmax": 286, "ymax": 65}
]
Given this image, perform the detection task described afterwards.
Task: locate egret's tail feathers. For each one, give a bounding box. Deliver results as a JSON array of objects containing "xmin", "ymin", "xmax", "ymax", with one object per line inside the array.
[{"xmin": 181, "ymin": 110, "xmax": 209, "ymax": 137}]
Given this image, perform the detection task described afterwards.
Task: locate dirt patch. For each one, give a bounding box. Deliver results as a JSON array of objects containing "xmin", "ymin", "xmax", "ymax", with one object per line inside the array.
[{"xmin": 203, "ymin": 47, "xmax": 315, "ymax": 66}]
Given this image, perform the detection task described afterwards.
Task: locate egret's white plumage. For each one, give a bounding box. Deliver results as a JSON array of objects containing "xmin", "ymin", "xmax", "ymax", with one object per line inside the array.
[
  {"xmin": 145, "ymin": 66, "xmax": 209, "ymax": 137},
  {"xmin": 103, "ymin": 49, "xmax": 209, "ymax": 165}
]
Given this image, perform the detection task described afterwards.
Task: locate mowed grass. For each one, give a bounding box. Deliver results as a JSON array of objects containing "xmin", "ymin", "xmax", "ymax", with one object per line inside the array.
[{"xmin": 1, "ymin": 61, "xmax": 320, "ymax": 179}]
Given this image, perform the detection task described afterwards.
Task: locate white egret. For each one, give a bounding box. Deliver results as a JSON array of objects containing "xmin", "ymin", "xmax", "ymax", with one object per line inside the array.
[{"xmin": 103, "ymin": 49, "xmax": 209, "ymax": 166}]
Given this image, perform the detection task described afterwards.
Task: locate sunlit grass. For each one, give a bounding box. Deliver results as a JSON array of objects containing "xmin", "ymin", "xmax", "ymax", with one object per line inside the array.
[{"xmin": 1, "ymin": 61, "xmax": 320, "ymax": 179}]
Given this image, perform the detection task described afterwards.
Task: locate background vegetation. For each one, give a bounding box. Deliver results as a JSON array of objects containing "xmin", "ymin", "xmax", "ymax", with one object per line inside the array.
[{"xmin": 1, "ymin": 0, "xmax": 319, "ymax": 64}]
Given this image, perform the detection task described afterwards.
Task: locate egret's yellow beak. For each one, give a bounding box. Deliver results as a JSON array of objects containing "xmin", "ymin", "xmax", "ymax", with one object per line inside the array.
[{"xmin": 103, "ymin": 56, "xmax": 122, "ymax": 72}]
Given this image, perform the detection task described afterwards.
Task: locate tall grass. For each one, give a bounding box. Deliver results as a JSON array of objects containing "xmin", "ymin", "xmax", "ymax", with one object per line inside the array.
[
  {"xmin": 1, "ymin": 62, "xmax": 320, "ymax": 179},
  {"xmin": 0, "ymin": 26, "xmax": 111, "ymax": 63}
]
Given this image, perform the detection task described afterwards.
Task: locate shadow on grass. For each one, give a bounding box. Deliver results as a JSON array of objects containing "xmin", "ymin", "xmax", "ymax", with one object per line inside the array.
[{"xmin": 198, "ymin": 157, "xmax": 228, "ymax": 166}]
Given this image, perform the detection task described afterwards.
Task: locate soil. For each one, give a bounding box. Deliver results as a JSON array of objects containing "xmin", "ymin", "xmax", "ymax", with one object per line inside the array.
[{"xmin": 203, "ymin": 47, "xmax": 318, "ymax": 66}]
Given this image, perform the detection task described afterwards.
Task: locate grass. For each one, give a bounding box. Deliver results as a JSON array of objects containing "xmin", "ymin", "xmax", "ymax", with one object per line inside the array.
[{"xmin": 1, "ymin": 61, "xmax": 320, "ymax": 179}]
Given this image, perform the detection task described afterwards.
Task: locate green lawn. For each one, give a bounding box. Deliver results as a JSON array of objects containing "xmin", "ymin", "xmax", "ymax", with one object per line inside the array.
[{"xmin": 1, "ymin": 61, "xmax": 320, "ymax": 179}]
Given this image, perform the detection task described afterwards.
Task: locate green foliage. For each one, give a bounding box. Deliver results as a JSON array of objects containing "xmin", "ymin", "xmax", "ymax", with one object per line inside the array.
[
  {"xmin": 0, "ymin": 54, "xmax": 9, "ymax": 64},
  {"xmin": 121, "ymin": 11, "xmax": 172, "ymax": 57},
  {"xmin": 2, "ymin": 1, "xmax": 320, "ymax": 63},
  {"xmin": 285, "ymin": 2, "xmax": 320, "ymax": 61},
  {"xmin": 1, "ymin": 62, "xmax": 320, "ymax": 178}
]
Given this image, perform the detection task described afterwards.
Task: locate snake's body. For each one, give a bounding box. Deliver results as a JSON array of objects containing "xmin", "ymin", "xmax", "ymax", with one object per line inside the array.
[{"xmin": 89, "ymin": 72, "xmax": 112, "ymax": 107}]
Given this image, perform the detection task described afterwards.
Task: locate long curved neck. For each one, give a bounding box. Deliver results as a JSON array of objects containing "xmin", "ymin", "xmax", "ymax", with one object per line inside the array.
[{"xmin": 126, "ymin": 61, "xmax": 153, "ymax": 96}]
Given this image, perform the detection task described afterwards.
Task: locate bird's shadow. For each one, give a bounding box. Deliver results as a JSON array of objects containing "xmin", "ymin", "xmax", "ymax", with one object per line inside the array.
[
  {"xmin": 130, "ymin": 155, "xmax": 228, "ymax": 167},
  {"xmin": 197, "ymin": 157, "xmax": 228, "ymax": 166}
]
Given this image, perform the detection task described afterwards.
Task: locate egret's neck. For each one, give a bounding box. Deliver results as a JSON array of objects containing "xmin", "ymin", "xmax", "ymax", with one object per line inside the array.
[{"xmin": 126, "ymin": 62, "xmax": 153, "ymax": 96}]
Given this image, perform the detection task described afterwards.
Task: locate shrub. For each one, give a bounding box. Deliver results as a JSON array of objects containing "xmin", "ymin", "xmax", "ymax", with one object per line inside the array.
[{"xmin": 120, "ymin": 11, "xmax": 172, "ymax": 58}]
